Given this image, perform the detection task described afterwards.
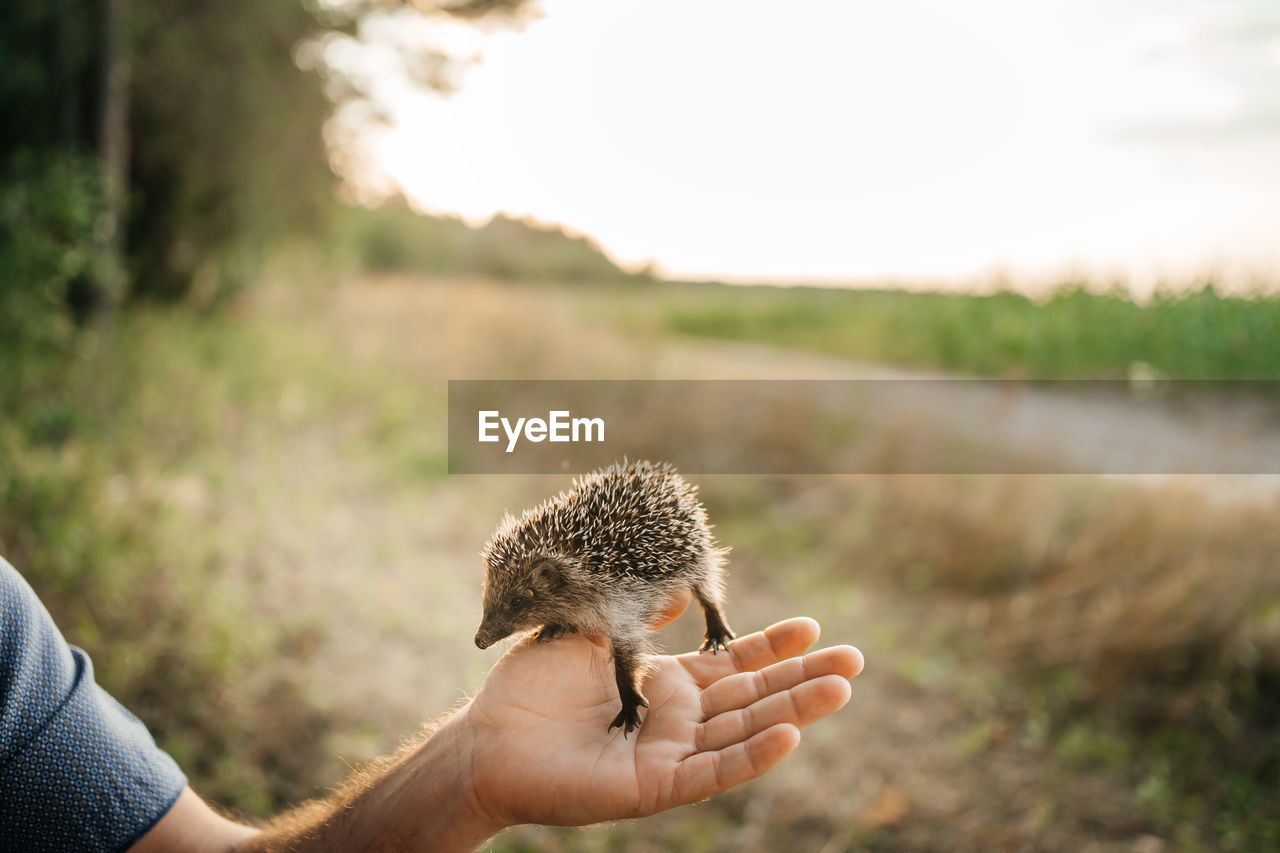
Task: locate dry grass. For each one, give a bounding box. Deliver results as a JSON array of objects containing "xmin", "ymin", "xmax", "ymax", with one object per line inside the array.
[
  {"xmin": 988, "ymin": 486, "xmax": 1280, "ymax": 696},
  {"xmin": 5, "ymin": 266, "xmax": 1277, "ymax": 848},
  {"xmin": 714, "ymin": 470, "xmax": 1280, "ymax": 719},
  {"xmin": 273, "ymin": 272, "xmax": 1280, "ymax": 848}
]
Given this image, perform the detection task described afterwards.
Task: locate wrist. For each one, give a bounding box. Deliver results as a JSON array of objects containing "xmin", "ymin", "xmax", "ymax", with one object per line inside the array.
[
  {"xmin": 391, "ymin": 707, "xmax": 510, "ymax": 851},
  {"xmin": 236, "ymin": 706, "xmax": 508, "ymax": 853}
]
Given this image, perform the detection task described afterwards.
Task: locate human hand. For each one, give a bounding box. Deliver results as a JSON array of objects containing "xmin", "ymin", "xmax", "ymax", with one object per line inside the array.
[
  {"xmin": 458, "ymin": 616, "xmax": 863, "ymax": 829},
  {"xmin": 133, "ymin": 614, "xmax": 860, "ymax": 853}
]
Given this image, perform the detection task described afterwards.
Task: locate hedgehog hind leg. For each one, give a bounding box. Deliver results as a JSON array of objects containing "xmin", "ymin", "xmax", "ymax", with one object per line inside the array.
[
  {"xmin": 693, "ymin": 583, "xmax": 735, "ymax": 654},
  {"xmin": 608, "ymin": 635, "xmax": 649, "ymax": 736}
]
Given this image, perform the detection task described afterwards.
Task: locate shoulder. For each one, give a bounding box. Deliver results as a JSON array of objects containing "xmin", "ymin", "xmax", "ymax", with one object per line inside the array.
[{"xmin": 0, "ymin": 557, "xmax": 79, "ymax": 747}]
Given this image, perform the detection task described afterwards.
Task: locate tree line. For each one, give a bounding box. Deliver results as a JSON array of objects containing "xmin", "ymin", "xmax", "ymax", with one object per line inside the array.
[{"xmin": 0, "ymin": 0, "xmax": 534, "ymax": 348}]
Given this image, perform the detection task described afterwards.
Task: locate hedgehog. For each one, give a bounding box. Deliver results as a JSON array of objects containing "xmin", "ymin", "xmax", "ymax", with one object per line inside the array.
[{"xmin": 474, "ymin": 459, "xmax": 734, "ymax": 735}]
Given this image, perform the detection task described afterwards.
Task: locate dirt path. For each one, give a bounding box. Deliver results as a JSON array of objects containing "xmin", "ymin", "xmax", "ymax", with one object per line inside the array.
[
  {"xmin": 214, "ymin": 275, "xmax": 1201, "ymax": 850},
  {"xmin": 656, "ymin": 337, "xmax": 1280, "ymax": 507}
]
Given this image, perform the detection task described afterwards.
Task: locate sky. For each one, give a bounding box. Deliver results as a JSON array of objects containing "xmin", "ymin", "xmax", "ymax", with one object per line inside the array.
[{"xmin": 326, "ymin": 0, "xmax": 1280, "ymax": 292}]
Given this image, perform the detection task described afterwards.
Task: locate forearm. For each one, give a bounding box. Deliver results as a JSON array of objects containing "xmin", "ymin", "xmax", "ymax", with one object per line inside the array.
[{"xmin": 236, "ymin": 709, "xmax": 504, "ymax": 853}]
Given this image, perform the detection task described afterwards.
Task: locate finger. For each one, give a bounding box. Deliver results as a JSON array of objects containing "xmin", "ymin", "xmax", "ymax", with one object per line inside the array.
[
  {"xmin": 697, "ymin": 674, "xmax": 852, "ymax": 752},
  {"xmin": 680, "ymin": 617, "xmax": 822, "ymax": 687},
  {"xmin": 701, "ymin": 645, "xmax": 863, "ymax": 718},
  {"xmin": 649, "ymin": 588, "xmax": 692, "ymax": 630},
  {"xmin": 671, "ymin": 723, "xmax": 800, "ymax": 806}
]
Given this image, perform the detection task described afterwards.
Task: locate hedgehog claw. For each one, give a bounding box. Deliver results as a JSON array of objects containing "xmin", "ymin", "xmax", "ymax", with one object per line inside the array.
[
  {"xmin": 535, "ymin": 624, "xmax": 569, "ymax": 643},
  {"xmin": 610, "ymin": 701, "xmax": 646, "ymax": 736},
  {"xmin": 699, "ymin": 633, "xmax": 734, "ymax": 654}
]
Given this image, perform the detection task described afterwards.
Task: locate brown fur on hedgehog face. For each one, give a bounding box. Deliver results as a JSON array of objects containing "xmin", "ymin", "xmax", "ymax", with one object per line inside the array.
[{"xmin": 475, "ymin": 553, "xmax": 582, "ymax": 649}]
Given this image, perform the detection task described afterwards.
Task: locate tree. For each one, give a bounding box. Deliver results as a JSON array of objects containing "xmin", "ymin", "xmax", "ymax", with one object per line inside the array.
[
  {"xmin": 96, "ymin": 0, "xmax": 130, "ymax": 317},
  {"xmin": 0, "ymin": 0, "xmax": 539, "ymax": 323}
]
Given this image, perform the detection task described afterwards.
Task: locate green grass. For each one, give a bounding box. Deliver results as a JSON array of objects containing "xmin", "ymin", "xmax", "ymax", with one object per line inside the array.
[
  {"xmin": 0, "ymin": 308, "xmax": 353, "ymax": 814},
  {"xmin": 620, "ymin": 280, "xmax": 1280, "ymax": 379},
  {"xmin": 324, "ymin": 202, "xmax": 1280, "ymax": 380},
  {"xmin": 320, "ymin": 202, "xmax": 1280, "ymax": 380}
]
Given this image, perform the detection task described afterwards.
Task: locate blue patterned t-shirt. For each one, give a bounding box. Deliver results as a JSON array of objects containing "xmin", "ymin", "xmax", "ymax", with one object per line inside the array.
[{"xmin": 1, "ymin": 557, "xmax": 187, "ymax": 852}]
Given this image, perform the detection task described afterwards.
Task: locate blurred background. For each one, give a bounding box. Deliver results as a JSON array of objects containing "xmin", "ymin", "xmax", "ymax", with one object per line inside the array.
[{"xmin": 2, "ymin": 1, "xmax": 1278, "ymax": 850}]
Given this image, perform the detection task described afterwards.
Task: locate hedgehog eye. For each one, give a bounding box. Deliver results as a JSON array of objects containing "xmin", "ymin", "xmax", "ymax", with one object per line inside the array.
[{"xmin": 510, "ymin": 591, "xmax": 533, "ymax": 610}]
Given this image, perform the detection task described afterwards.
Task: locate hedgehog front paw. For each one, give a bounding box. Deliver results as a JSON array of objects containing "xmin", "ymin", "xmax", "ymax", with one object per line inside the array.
[
  {"xmin": 535, "ymin": 624, "xmax": 569, "ymax": 643},
  {"xmin": 699, "ymin": 630, "xmax": 735, "ymax": 654},
  {"xmin": 609, "ymin": 696, "xmax": 648, "ymax": 736}
]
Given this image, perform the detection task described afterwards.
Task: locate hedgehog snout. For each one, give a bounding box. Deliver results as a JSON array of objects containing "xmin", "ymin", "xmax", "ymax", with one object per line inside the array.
[{"xmin": 474, "ymin": 616, "xmax": 510, "ymax": 650}]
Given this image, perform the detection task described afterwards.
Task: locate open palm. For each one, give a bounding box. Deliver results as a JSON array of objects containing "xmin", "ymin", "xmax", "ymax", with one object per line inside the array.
[{"xmin": 461, "ymin": 617, "xmax": 862, "ymax": 828}]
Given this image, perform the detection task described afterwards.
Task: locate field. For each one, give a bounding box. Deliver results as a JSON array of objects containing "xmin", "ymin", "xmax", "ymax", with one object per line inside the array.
[
  {"xmin": 616, "ymin": 279, "xmax": 1280, "ymax": 380},
  {"xmin": 2, "ymin": 261, "xmax": 1278, "ymax": 851}
]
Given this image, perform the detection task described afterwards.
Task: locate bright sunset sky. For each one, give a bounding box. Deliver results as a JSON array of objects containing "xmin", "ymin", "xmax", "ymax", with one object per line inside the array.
[{"xmin": 328, "ymin": 0, "xmax": 1280, "ymax": 291}]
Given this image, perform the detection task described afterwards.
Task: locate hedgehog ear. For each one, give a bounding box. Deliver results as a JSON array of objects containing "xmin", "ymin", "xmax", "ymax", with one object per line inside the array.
[{"xmin": 533, "ymin": 558, "xmax": 562, "ymax": 589}]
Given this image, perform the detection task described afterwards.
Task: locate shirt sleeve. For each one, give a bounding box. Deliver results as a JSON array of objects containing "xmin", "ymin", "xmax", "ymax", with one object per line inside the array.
[{"xmin": 1, "ymin": 556, "xmax": 187, "ymax": 853}]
